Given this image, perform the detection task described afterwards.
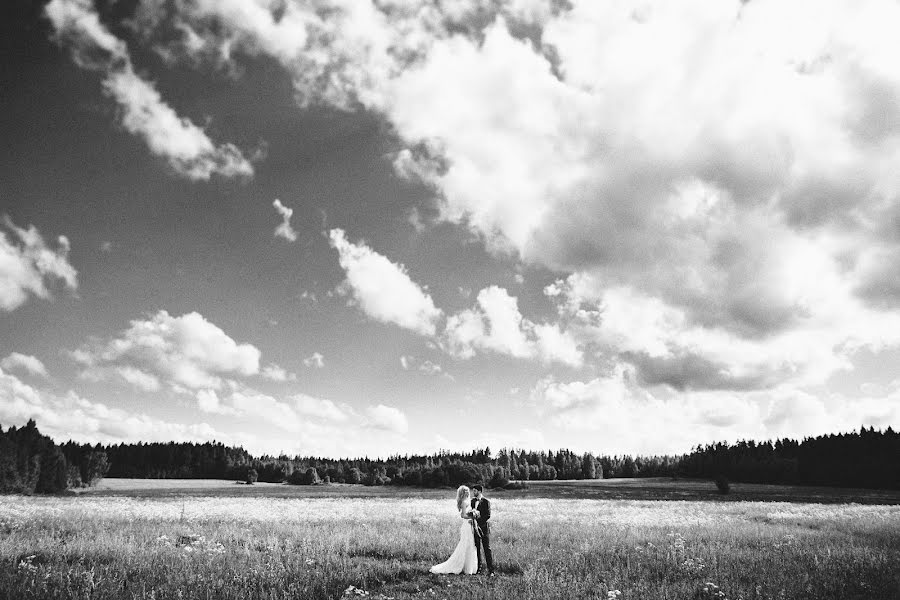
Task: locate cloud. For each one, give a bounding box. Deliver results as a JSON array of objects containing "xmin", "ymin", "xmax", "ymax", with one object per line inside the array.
[
  {"xmin": 365, "ymin": 404, "xmax": 409, "ymax": 434},
  {"xmin": 387, "ymin": 2, "xmax": 900, "ymax": 390},
  {"xmin": 69, "ymin": 0, "xmax": 900, "ymax": 417},
  {"xmin": 327, "ymin": 234, "xmax": 582, "ymax": 366},
  {"xmin": 399, "ymin": 355, "xmax": 450, "ymax": 378},
  {"xmin": 444, "ymin": 286, "xmax": 582, "ymax": 366},
  {"xmin": 195, "ymin": 384, "xmax": 348, "ymax": 432},
  {"xmin": 45, "ymin": 0, "xmax": 253, "ymax": 181},
  {"xmin": 329, "ymin": 228, "xmax": 442, "ymax": 336},
  {"xmin": 547, "ymin": 271, "xmax": 900, "ymax": 391},
  {"xmin": 261, "ymin": 363, "xmax": 297, "ymax": 381},
  {"xmin": 194, "ymin": 381, "xmax": 402, "ymax": 433},
  {"xmin": 71, "ymin": 310, "xmax": 261, "ymax": 391},
  {"xmin": 446, "ymin": 286, "xmax": 532, "ymax": 359},
  {"xmin": 195, "ymin": 389, "xmax": 232, "ymax": 415},
  {"xmin": 418, "ymin": 360, "xmax": 443, "ymax": 376},
  {"xmin": 0, "ymin": 364, "xmax": 411, "ymax": 457},
  {"xmin": 1, "ymin": 353, "xmax": 48, "ymax": 378},
  {"xmin": 531, "ymin": 367, "xmax": 900, "ymax": 455},
  {"xmin": 113, "ymin": 366, "xmax": 161, "ymax": 392},
  {"xmin": 291, "ymin": 393, "xmax": 347, "ymax": 423},
  {"xmin": 272, "ymin": 199, "xmax": 298, "ymax": 242},
  {"xmin": 0, "ymin": 367, "xmax": 223, "ymax": 445},
  {"xmin": 193, "ymin": 382, "xmax": 407, "ymax": 450},
  {"xmin": 224, "ymin": 384, "xmax": 308, "ymax": 431},
  {"xmin": 0, "ymin": 216, "xmax": 78, "ymax": 311},
  {"xmin": 302, "ymin": 352, "xmax": 325, "ymax": 369}
]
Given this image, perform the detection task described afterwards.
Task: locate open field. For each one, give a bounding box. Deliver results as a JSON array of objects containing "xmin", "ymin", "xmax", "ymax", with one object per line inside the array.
[
  {"xmin": 2, "ymin": 480, "xmax": 899, "ymax": 599},
  {"xmin": 78, "ymin": 477, "xmax": 900, "ymax": 504}
]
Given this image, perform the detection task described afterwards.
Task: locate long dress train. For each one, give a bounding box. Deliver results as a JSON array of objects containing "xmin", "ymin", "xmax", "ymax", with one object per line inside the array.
[{"xmin": 430, "ymin": 512, "xmax": 477, "ymax": 574}]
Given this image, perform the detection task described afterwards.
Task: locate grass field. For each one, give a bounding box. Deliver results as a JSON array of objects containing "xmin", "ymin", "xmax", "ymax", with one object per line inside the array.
[{"xmin": 2, "ymin": 479, "xmax": 899, "ymax": 600}]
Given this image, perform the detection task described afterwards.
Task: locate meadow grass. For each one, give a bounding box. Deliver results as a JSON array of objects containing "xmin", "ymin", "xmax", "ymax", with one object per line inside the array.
[{"xmin": 1, "ymin": 484, "xmax": 899, "ymax": 599}]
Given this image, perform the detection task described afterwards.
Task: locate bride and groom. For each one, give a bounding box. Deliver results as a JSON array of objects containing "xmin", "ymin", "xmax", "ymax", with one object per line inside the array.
[{"xmin": 430, "ymin": 484, "xmax": 495, "ymax": 576}]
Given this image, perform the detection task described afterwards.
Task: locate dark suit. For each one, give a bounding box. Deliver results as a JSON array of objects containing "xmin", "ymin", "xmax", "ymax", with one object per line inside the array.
[{"xmin": 471, "ymin": 496, "xmax": 494, "ymax": 573}]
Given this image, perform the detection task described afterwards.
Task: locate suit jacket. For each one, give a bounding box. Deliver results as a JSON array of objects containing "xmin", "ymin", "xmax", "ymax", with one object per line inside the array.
[{"xmin": 471, "ymin": 497, "xmax": 491, "ymax": 534}]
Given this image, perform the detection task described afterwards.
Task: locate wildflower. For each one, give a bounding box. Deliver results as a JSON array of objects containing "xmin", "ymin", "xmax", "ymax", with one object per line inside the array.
[
  {"xmin": 608, "ymin": 590, "xmax": 622, "ymax": 600},
  {"xmin": 17, "ymin": 555, "xmax": 38, "ymax": 572},
  {"xmin": 681, "ymin": 557, "xmax": 706, "ymax": 576},
  {"xmin": 701, "ymin": 582, "xmax": 728, "ymax": 599},
  {"xmin": 343, "ymin": 585, "xmax": 370, "ymax": 597}
]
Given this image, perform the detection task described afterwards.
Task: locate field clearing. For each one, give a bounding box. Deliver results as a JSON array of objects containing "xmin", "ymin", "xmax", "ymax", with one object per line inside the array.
[
  {"xmin": 77, "ymin": 477, "xmax": 900, "ymax": 504},
  {"xmin": 2, "ymin": 482, "xmax": 899, "ymax": 599}
]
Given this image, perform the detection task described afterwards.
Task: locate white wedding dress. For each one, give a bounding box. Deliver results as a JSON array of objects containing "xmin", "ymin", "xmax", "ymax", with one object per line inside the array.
[{"xmin": 430, "ymin": 508, "xmax": 478, "ymax": 575}]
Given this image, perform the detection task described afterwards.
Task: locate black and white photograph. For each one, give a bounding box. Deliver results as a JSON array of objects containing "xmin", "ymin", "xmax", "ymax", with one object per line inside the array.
[{"xmin": 2, "ymin": 0, "xmax": 900, "ymax": 598}]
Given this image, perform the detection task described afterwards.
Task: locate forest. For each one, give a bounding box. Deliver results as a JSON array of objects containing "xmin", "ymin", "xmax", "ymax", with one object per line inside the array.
[
  {"xmin": 0, "ymin": 420, "xmax": 109, "ymax": 494},
  {"xmin": 2, "ymin": 420, "xmax": 898, "ymax": 493}
]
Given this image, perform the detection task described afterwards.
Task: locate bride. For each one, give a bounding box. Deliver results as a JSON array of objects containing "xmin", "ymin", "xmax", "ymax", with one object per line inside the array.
[{"xmin": 430, "ymin": 485, "xmax": 479, "ymax": 575}]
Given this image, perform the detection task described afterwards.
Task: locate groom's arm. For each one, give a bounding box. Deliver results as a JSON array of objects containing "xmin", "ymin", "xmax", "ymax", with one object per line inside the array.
[{"xmin": 481, "ymin": 499, "xmax": 491, "ymax": 521}]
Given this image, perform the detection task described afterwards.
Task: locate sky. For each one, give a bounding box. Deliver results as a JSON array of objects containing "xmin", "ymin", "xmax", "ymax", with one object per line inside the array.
[{"xmin": 2, "ymin": 0, "xmax": 900, "ymax": 458}]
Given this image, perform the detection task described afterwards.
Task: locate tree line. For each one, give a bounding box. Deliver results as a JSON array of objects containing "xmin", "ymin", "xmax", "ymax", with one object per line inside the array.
[
  {"xmin": 2, "ymin": 420, "xmax": 898, "ymax": 493},
  {"xmin": 680, "ymin": 426, "xmax": 900, "ymax": 489},
  {"xmin": 0, "ymin": 420, "xmax": 109, "ymax": 494}
]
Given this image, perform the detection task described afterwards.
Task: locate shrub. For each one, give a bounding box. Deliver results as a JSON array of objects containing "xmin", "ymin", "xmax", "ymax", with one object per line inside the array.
[
  {"xmin": 66, "ymin": 465, "xmax": 83, "ymax": 489},
  {"xmin": 245, "ymin": 468, "xmax": 258, "ymax": 485},
  {"xmin": 714, "ymin": 475, "xmax": 731, "ymax": 495},
  {"xmin": 288, "ymin": 467, "xmax": 321, "ymax": 485},
  {"xmin": 346, "ymin": 467, "xmax": 362, "ymax": 484},
  {"xmin": 77, "ymin": 451, "xmax": 110, "ymax": 487},
  {"xmin": 489, "ymin": 468, "xmax": 510, "ymax": 489}
]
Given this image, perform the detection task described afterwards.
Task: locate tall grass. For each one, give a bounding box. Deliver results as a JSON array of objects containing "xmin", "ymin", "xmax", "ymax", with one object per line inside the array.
[{"xmin": 1, "ymin": 495, "xmax": 898, "ymax": 599}]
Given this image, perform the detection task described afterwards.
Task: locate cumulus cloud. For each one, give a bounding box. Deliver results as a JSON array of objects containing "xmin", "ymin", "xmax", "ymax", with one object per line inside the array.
[
  {"xmin": 261, "ymin": 363, "xmax": 297, "ymax": 381},
  {"xmin": 292, "ymin": 393, "xmax": 348, "ymax": 423},
  {"xmin": 59, "ymin": 0, "xmax": 900, "ymax": 435},
  {"xmin": 71, "ymin": 310, "xmax": 261, "ymax": 391},
  {"xmin": 194, "ymin": 384, "xmax": 347, "ymax": 433},
  {"xmin": 131, "ymin": 0, "xmax": 900, "ymax": 390},
  {"xmin": 1, "ymin": 353, "xmax": 48, "ymax": 378},
  {"xmin": 399, "ymin": 355, "xmax": 450, "ymax": 378},
  {"xmin": 45, "ymin": 0, "xmax": 253, "ymax": 181},
  {"xmin": 113, "ymin": 366, "xmax": 162, "ymax": 392},
  {"xmin": 0, "ymin": 216, "xmax": 78, "ymax": 311},
  {"xmin": 328, "ymin": 233, "xmax": 581, "ymax": 366},
  {"xmin": 444, "ymin": 286, "xmax": 582, "ymax": 366},
  {"xmin": 193, "ymin": 382, "xmax": 407, "ymax": 446},
  {"xmin": 0, "ymin": 364, "xmax": 411, "ymax": 456},
  {"xmin": 366, "ymin": 404, "xmax": 409, "ymax": 434},
  {"xmin": 329, "ymin": 228, "xmax": 442, "ymax": 336},
  {"xmin": 272, "ymin": 199, "xmax": 298, "ymax": 242},
  {"xmin": 531, "ymin": 367, "xmax": 900, "ymax": 455},
  {"xmin": 0, "ymin": 367, "xmax": 223, "ymax": 445},
  {"xmin": 546, "ymin": 271, "xmax": 900, "ymax": 391},
  {"xmin": 302, "ymin": 352, "xmax": 325, "ymax": 368},
  {"xmin": 418, "ymin": 360, "xmax": 443, "ymax": 376}
]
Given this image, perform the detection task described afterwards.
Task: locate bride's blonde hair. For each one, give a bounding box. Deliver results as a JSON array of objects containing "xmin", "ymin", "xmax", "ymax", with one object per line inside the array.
[{"xmin": 455, "ymin": 485, "xmax": 470, "ymax": 511}]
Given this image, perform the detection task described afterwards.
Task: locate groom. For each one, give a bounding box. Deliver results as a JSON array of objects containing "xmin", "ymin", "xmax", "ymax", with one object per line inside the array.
[{"xmin": 470, "ymin": 484, "xmax": 495, "ymax": 576}]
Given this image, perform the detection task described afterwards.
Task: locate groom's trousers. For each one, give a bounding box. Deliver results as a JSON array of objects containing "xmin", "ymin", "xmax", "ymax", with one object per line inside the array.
[{"xmin": 473, "ymin": 526, "xmax": 494, "ymax": 573}]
